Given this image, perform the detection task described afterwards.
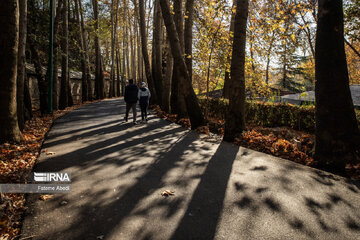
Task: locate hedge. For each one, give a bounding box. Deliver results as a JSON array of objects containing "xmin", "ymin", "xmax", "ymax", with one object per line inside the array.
[{"xmin": 198, "ymin": 97, "xmax": 360, "ymax": 133}]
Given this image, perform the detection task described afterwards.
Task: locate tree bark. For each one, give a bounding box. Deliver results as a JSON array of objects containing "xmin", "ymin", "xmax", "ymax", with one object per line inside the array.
[
  {"xmin": 93, "ymin": 0, "xmax": 105, "ymax": 99},
  {"xmin": 124, "ymin": 0, "xmax": 130, "ymax": 80},
  {"xmin": 116, "ymin": 49, "xmax": 121, "ymax": 96},
  {"xmin": 224, "ymin": 0, "xmax": 249, "ymax": 142},
  {"xmin": 114, "ymin": 0, "xmax": 120, "ymax": 97},
  {"xmin": 128, "ymin": 12, "xmax": 133, "ymax": 80},
  {"xmin": 265, "ymin": 36, "xmax": 275, "ymax": 84},
  {"xmin": 24, "ymin": 74, "xmax": 32, "ymax": 121},
  {"xmin": 121, "ymin": 0, "xmax": 126, "ymax": 95},
  {"xmin": 137, "ymin": 19, "xmax": 142, "ymax": 83},
  {"xmin": 109, "ymin": 0, "xmax": 116, "ymax": 98},
  {"xmin": 139, "ymin": 0, "xmax": 158, "ymax": 103},
  {"xmin": 206, "ymin": 17, "xmax": 223, "ymax": 99},
  {"xmin": 315, "ymin": 0, "xmax": 360, "ymax": 171},
  {"xmin": 29, "ymin": 38, "xmax": 49, "ymax": 115},
  {"xmin": 79, "ymin": 0, "xmax": 92, "ymax": 101},
  {"xmin": 184, "ymin": 0, "xmax": 194, "ymax": 81},
  {"xmin": 162, "ymin": 38, "xmax": 173, "ymax": 113},
  {"xmin": 171, "ymin": 0, "xmax": 187, "ymax": 118},
  {"xmin": 152, "ymin": 0, "xmax": 163, "ymax": 106},
  {"xmin": 17, "ymin": 0, "xmax": 27, "ymax": 131},
  {"xmin": 160, "ymin": 0, "xmax": 205, "ymax": 129},
  {"xmin": 126, "ymin": 28, "xmax": 130, "ymax": 80},
  {"xmin": 132, "ymin": 17, "xmax": 137, "ymax": 81},
  {"xmin": 223, "ymin": 0, "xmax": 236, "ymax": 99},
  {"xmin": 52, "ymin": 0, "xmax": 64, "ymax": 110},
  {"xmin": 75, "ymin": 0, "xmax": 88, "ymax": 102},
  {"xmin": 59, "ymin": 0, "xmax": 69, "ymax": 109},
  {"xmin": 130, "ymin": 17, "xmax": 136, "ymax": 80},
  {"xmin": 0, "ymin": 0, "xmax": 22, "ymax": 143},
  {"xmin": 67, "ymin": 0, "xmax": 73, "ymax": 107},
  {"xmin": 299, "ymin": 12, "xmax": 315, "ymax": 60}
]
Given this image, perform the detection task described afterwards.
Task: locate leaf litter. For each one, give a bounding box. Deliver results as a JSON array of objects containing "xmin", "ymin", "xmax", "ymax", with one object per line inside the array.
[{"xmin": 0, "ymin": 103, "xmax": 91, "ymax": 240}]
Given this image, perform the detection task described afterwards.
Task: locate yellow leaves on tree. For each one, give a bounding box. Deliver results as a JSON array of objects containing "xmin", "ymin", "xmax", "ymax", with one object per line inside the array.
[{"xmin": 346, "ymin": 42, "xmax": 360, "ymax": 85}]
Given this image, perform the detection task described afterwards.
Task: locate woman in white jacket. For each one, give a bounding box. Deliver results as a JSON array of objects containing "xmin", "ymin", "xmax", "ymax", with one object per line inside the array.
[{"xmin": 138, "ymin": 82, "xmax": 151, "ymax": 122}]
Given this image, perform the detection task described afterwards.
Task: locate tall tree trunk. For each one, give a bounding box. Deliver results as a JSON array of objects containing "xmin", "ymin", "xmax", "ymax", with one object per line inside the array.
[
  {"xmin": 132, "ymin": 18, "xmax": 137, "ymax": 81},
  {"xmin": 79, "ymin": 0, "xmax": 92, "ymax": 101},
  {"xmin": 129, "ymin": 18, "xmax": 135, "ymax": 80},
  {"xmin": 299, "ymin": 13, "xmax": 315, "ymax": 60},
  {"xmin": 121, "ymin": 1, "xmax": 126, "ymax": 96},
  {"xmin": 68, "ymin": 76, "xmax": 73, "ymax": 106},
  {"xmin": 249, "ymin": 30, "xmax": 256, "ymax": 72},
  {"xmin": 171, "ymin": 0, "xmax": 187, "ymax": 117},
  {"xmin": 152, "ymin": 0, "xmax": 163, "ymax": 106},
  {"xmin": 224, "ymin": 0, "xmax": 249, "ymax": 142},
  {"xmin": 109, "ymin": 0, "xmax": 115, "ymax": 97},
  {"xmin": 24, "ymin": 74, "xmax": 32, "ymax": 121},
  {"xmin": 282, "ymin": 52, "xmax": 287, "ymax": 88},
  {"xmin": 17, "ymin": 0, "xmax": 27, "ymax": 131},
  {"xmin": 126, "ymin": 33, "xmax": 130, "ymax": 80},
  {"xmin": 116, "ymin": 49, "xmax": 121, "ymax": 96},
  {"xmin": 75, "ymin": 0, "xmax": 88, "ymax": 102},
  {"xmin": 184, "ymin": 0, "xmax": 194, "ymax": 81},
  {"xmin": 29, "ymin": 39, "xmax": 49, "ymax": 115},
  {"xmin": 315, "ymin": 0, "xmax": 360, "ymax": 171},
  {"xmin": 206, "ymin": 19, "xmax": 223, "ymax": 99},
  {"xmin": 139, "ymin": 0, "xmax": 158, "ymax": 103},
  {"xmin": 59, "ymin": 0, "xmax": 69, "ymax": 109},
  {"xmin": 162, "ymin": 38, "xmax": 173, "ymax": 113},
  {"xmin": 67, "ymin": 0, "xmax": 74, "ymax": 106},
  {"xmin": 93, "ymin": 0, "xmax": 105, "ymax": 99},
  {"xmin": 124, "ymin": 0, "xmax": 130, "ymax": 80},
  {"xmin": 223, "ymin": 0, "xmax": 236, "ymax": 99},
  {"xmin": 114, "ymin": 0, "xmax": 120, "ymax": 97},
  {"xmin": 265, "ymin": 54, "xmax": 271, "ymax": 84},
  {"xmin": 52, "ymin": 0, "xmax": 64, "ymax": 110},
  {"xmin": 160, "ymin": 0, "xmax": 205, "ymax": 129},
  {"xmin": 0, "ymin": 0, "xmax": 22, "ymax": 143},
  {"xmin": 265, "ymin": 36, "xmax": 275, "ymax": 84},
  {"xmin": 28, "ymin": 0, "xmax": 48, "ymax": 114},
  {"xmin": 137, "ymin": 20, "xmax": 142, "ymax": 82}
]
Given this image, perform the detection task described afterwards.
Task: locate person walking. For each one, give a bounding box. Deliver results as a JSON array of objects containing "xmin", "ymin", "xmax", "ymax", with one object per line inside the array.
[
  {"xmin": 124, "ymin": 79, "xmax": 138, "ymax": 124},
  {"xmin": 138, "ymin": 82, "xmax": 151, "ymax": 122}
]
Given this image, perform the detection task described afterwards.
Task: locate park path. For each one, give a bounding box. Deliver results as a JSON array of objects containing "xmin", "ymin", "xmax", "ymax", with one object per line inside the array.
[{"xmin": 21, "ymin": 98, "xmax": 360, "ymax": 240}]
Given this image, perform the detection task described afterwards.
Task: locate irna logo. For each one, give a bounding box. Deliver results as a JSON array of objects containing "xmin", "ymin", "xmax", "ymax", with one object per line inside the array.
[{"xmin": 34, "ymin": 172, "xmax": 71, "ymax": 182}]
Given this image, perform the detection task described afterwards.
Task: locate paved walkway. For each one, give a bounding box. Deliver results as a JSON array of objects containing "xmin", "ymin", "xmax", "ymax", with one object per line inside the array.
[{"xmin": 21, "ymin": 99, "xmax": 360, "ymax": 240}]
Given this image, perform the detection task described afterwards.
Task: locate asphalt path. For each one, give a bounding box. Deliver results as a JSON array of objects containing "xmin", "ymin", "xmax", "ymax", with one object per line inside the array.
[{"xmin": 21, "ymin": 98, "xmax": 360, "ymax": 240}]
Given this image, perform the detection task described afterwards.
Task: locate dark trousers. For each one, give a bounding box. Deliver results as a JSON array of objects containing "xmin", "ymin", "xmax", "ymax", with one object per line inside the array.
[
  {"xmin": 125, "ymin": 103, "xmax": 137, "ymax": 122},
  {"xmin": 140, "ymin": 103, "xmax": 148, "ymax": 120}
]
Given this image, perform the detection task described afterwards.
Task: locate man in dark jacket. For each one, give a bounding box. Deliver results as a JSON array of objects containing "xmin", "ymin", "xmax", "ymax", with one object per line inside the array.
[{"xmin": 124, "ymin": 79, "xmax": 138, "ymax": 124}]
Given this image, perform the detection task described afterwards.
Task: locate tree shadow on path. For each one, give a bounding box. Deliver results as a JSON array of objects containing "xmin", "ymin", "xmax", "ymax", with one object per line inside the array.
[{"xmin": 170, "ymin": 142, "xmax": 239, "ymax": 239}]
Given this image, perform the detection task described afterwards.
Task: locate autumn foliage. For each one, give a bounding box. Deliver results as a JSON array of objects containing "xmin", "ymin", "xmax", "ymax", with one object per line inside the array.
[
  {"xmin": 0, "ymin": 105, "xmax": 83, "ymax": 239},
  {"xmin": 152, "ymin": 100, "xmax": 360, "ymax": 180}
]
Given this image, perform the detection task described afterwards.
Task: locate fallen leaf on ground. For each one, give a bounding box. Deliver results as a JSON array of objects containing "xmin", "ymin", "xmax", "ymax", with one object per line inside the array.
[
  {"xmin": 196, "ymin": 126, "xmax": 210, "ymax": 135},
  {"xmin": 161, "ymin": 190, "xmax": 175, "ymax": 197},
  {"xmin": 0, "ymin": 103, "xmax": 90, "ymax": 239},
  {"xmin": 19, "ymin": 235, "xmax": 37, "ymax": 240},
  {"xmin": 39, "ymin": 195, "xmax": 53, "ymax": 201},
  {"xmin": 0, "ymin": 218, "xmax": 8, "ymax": 227}
]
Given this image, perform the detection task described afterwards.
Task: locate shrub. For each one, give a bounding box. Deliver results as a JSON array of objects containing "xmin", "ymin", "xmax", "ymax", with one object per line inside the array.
[{"xmin": 198, "ymin": 97, "xmax": 360, "ymax": 133}]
